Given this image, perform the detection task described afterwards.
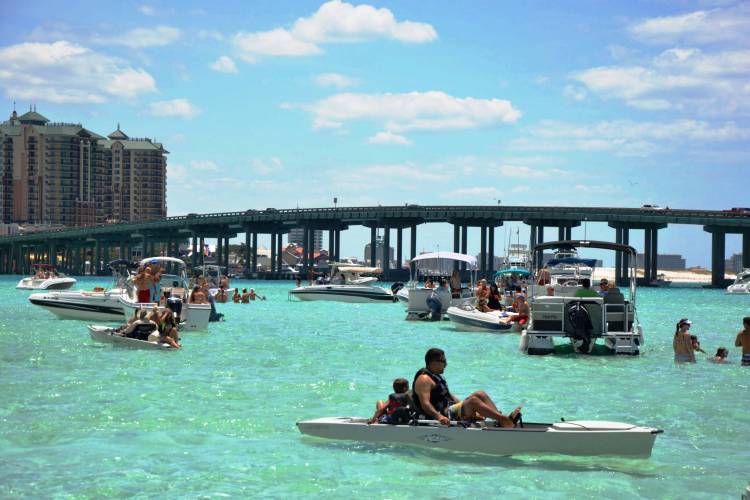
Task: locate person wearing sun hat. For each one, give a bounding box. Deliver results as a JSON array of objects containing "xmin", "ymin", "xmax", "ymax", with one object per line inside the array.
[{"xmin": 673, "ymin": 318, "xmax": 696, "ymax": 363}]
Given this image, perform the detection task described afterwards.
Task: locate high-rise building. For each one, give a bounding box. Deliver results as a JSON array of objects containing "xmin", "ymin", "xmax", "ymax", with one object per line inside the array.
[
  {"xmin": 363, "ymin": 237, "xmax": 394, "ymax": 267},
  {"xmin": 0, "ymin": 107, "xmax": 167, "ymax": 226},
  {"xmin": 636, "ymin": 253, "xmax": 686, "ymax": 270},
  {"xmin": 288, "ymin": 228, "xmax": 323, "ymax": 251},
  {"xmin": 725, "ymin": 253, "xmax": 744, "ymax": 274}
]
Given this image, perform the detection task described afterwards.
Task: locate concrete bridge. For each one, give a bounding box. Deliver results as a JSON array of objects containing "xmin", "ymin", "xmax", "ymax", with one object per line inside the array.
[{"xmin": 1, "ymin": 205, "xmax": 748, "ymax": 287}]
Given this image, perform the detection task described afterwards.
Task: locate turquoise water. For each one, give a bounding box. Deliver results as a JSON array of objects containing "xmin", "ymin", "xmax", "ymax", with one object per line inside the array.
[{"xmin": 1, "ymin": 276, "xmax": 749, "ymax": 498}]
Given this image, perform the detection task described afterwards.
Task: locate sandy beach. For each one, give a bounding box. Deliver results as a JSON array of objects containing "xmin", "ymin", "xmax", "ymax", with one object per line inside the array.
[{"xmin": 592, "ymin": 267, "xmax": 735, "ymax": 284}]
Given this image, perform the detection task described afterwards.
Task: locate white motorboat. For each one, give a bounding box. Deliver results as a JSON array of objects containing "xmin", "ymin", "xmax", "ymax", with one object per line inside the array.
[
  {"xmin": 528, "ymin": 249, "xmax": 595, "ymax": 297},
  {"xmin": 16, "ymin": 264, "xmax": 76, "ymax": 290},
  {"xmin": 88, "ymin": 325, "xmax": 174, "ymax": 350},
  {"xmin": 297, "ymin": 416, "xmax": 661, "ymax": 458},
  {"xmin": 28, "ymin": 260, "xmax": 136, "ymax": 321},
  {"xmin": 119, "ymin": 256, "xmax": 211, "ymax": 331},
  {"xmin": 520, "ymin": 240, "xmax": 644, "ymax": 355},
  {"xmin": 653, "ymin": 273, "xmax": 672, "ymax": 288},
  {"xmin": 402, "ymin": 252, "xmax": 477, "ymax": 320},
  {"xmin": 289, "ymin": 263, "xmax": 393, "ymax": 303},
  {"xmin": 446, "ymin": 304, "xmax": 516, "ymax": 332},
  {"xmin": 727, "ymin": 269, "xmax": 750, "ymax": 294}
]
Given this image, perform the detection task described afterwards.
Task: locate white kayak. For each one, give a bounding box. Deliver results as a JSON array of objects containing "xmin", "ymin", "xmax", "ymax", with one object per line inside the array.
[
  {"xmin": 297, "ymin": 416, "xmax": 661, "ymax": 457},
  {"xmin": 88, "ymin": 325, "xmax": 174, "ymax": 351},
  {"xmin": 446, "ymin": 306, "xmax": 517, "ymax": 332}
]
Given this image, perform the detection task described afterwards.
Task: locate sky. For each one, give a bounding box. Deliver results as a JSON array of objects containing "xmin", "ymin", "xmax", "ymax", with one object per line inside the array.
[{"xmin": 1, "ymin": 1, "xmax": 748, "ymax": 266}]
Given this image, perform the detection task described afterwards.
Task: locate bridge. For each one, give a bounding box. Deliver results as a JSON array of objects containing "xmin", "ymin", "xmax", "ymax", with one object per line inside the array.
[{"xmin": 1, "ymin": 205, "xmax": 748, "ymax": 287}]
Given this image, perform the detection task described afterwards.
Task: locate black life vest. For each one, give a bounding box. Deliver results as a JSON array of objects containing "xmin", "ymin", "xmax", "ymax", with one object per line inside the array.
[
  {"xmin": 411, "ymin": 368, "xmax": 454, "ymax": 418},
  {"xmin": 385, "ymin": 392, "xmax": 413, "ymax": 425}
]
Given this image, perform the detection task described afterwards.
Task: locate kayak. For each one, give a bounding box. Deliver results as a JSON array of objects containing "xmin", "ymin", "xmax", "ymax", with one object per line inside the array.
[
  {"xmin": 297, "ymin": 416, "xmax": 661, "ymax": 457},
  {"xmin": 88, "ymin": 325, "xmax": 174, "ymax": 351}
]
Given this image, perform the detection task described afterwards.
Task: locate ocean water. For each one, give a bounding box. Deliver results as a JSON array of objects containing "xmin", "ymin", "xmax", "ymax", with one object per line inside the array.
[{"xmin": 1, "ymin": 276, "xmax": 748, "ymax": 499}]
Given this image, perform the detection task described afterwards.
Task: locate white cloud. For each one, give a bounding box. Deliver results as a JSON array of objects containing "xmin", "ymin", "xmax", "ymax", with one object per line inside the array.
[
  {"xmin": 138, "ymin": 4, "xmax": 157, "ymax": 16},
  {"xmin": 198, "ymin": 30, "xmax": 225, "ymax": 42},
  {"xmin": 148, "ymin": 98, "xmax": 200, "ymax": 119},
  {"xmin": 513, "ymin": 119, "xmax": 750, "ymax": 157},
  {"xmin": 94, "ymin": 25, "xmax": 181, "ymax": 49},
  {"xmin": 450, "ymin": 187, "xmax": 500, "ymax": 197},
  {"xmin": 232, "ymin": 0, "xmax": 436, "ymax": 62},
  {"xmin": 0, "ymin": 41, "xmax": 156, "ymax": 103},
  {"xmin": 367, "ymin": 131, "xmax": 411, "ymax": 145},
  {"xmin": 168, "ymin": 163, "xmax": 188, "ymax": 183},
  {"xmin": 210, "ymin": 56, "xmax": 238, "ymax": 73},
  {"xmin": 250, "ymin": 157, "xmax": 283, "ymax": 175},
  {"xmin": 315, "ymin": 72, "xmax": 358, "ymax": 88},
  {"xmin": 563, "ymin": 84, "xmax": 586, "ymax": 101},
  {"xmin": 190, "ymin": 160, "xmax": 219, "ymax": 171},
  {"xmin": 628, "ymin": 4, "xmax": 750, "ymax": 45},
  {"xmin": 572, "ymin": 48, "xmax": 750, "ymax": 114},
  {"xmin": 303, "ymin": 91, "xmax": 520, "ymax": 142}
]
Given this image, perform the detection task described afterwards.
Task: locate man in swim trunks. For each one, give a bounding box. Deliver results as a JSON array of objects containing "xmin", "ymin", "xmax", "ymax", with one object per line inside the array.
[
  {"xmin": 735, "ymin": 316, "xmax": 750, "ymax": 366},
  {"xmin": 412, "ymin": 348, "xmax": 520, "ymax": 427}
]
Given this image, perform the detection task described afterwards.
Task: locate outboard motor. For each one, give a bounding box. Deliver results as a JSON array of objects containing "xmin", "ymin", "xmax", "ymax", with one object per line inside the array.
[
  {"xmin": 391, "ymin": 282, "xmax": 405, "ymax": 294},
  {"xmin": 566, "ymin": 301, "xmax": 593, "ymax": 353},
  {"xmin": 207, "ymin": 293, "xmax": 224, "ymax": 322},
  {"xmin": 166, "ymin": 296, "xmax": 183, "ymax": 319}
]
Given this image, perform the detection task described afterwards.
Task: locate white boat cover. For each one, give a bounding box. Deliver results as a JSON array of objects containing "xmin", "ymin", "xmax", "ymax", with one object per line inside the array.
[
  {"xmin": 139, "ymin": 256, "xmax": 186, "ymax": 267},
  {"xmin": 410, "ymin": 252, "xmax": 477, "ymax": 268},
  {"xmin": 336, "ymin": 266, "xmax": 382, "ymax": 274}
]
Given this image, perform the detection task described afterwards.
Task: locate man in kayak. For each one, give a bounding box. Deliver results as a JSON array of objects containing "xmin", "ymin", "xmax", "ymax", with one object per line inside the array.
[{"xmin": 412, "ymin": 348, "xmax": 520, "ymax": 427}]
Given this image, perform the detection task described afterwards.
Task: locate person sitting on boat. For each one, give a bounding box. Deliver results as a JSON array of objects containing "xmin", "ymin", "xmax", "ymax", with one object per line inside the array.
[
  {"xmin": 488, "ymin": 283, "xmax": 503, "ymax": 310},
  {"xmin": 189, "ymin": 285, "xmax": 208, "ymax": 304},
  {"xmin": 152, "ymin": 305, "xmax": 181, "ymax": 348},
  {"xmin": 545, "ymin": 285, "xmax": 555, "ymax": 296},
  {"xmin": 735, "ymin": 317, "xmax": 750, "ymax": 366},
  {"xmin": 449, "ymin": 270, "xmax": 461, "ymax": 298},
  {"xmin": 673, "ymin": 318, "xmax": 696, "ymax": 363},
  {"xmin": 120, "ymin": 310, "xmax": 158, "ymax": 341},
  {"xmin": 710, "ymin": 347, "xmax": 729, "ymax": 364},
  {"xmin": 597, "ymin": 278, "xmax": 609, "ymax": 297},
  {"xmin": 413, "ymin": 348, "xmax": 521, "ymax": 427},
  {"xmin": 367, "ymin": 378, "xmax": 411, "ymax": 424},
  {"xmin": 475, "ymin": 279, "xmax": 490, "ymax": 312},
  {"xmin": 536, "ymin": 266, "xmax": 551, "ymax": 286},
  {"xmin": 133, "ymin": 267, "xmax": 152, "ymax": 303},
  {"xmin": 424, "ymin": 278, "xmax": 435, "ymax": 289},
  {"xmin": 574, "ymin": 278, "xmax": 599, "ymax": 298},
  {"xmin": 511, "ymin": 294, "xmax": 530, "ymax": 331}
]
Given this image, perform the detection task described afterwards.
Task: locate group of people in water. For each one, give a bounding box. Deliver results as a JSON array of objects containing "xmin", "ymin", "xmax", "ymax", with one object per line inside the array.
[
  {"xmin": 369, "ymin": 348, "xmax": 522, "ymax": 427},
  {"xmin": 673, "ymin": 316, "xmax": 750, "ymax": 365}
]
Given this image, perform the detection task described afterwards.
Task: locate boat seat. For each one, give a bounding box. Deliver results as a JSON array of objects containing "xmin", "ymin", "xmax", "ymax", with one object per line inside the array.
[
  {"xmin": 604, "ymin": 303, "xmax": 633, "ymax": 332},
  {"xmin": 530, "ymin": 296, "xmax": 565, "ymax": 331}
]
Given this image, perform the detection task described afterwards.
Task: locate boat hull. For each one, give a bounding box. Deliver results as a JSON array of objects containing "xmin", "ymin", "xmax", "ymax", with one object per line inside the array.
[
  {"xmin": 118, "ymin": 297, "xmax": 211, "ymax": 331},
  {"xmin": 297, "ymin": 417, "xmax": 660, "ymax": 457},
  {"xmin": 29, "ymin": 290, "xmax": 126, "ymax": 321},
  {"xmin": 445, "ymin": 307, "xmax": 515, "ymax": 332},
  {"xmin": 88, "ymin": 325, "xmax": 173, "ymax": 350},
  {"xmin": 289, "ymin": 285, "xmax": 394, "ymax": 303}
]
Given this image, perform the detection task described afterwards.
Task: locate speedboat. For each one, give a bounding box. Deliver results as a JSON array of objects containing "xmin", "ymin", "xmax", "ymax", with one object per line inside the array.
[
  {"xmin": 446, "ymin": 303, "xmax": 516, "ymax": 332},
  {"xmin": 289, "ymin": 263, "xmax": 393, "ymax": 303},
  {"xmin": 88, "ymin": 325, "xmax": 174, "ymax": 350},
  {"xmin": 401, "ymin": 252, "xmax": 477, "ymax": 320},
  {"xmin": 653, "ymin": 273, "xmax": 672, "ymax": 287},
  {"xmin": 297, "ymin": 416, "xmax": 661, "ymax": 457},
  {"xmin": 119, "ymin": 256, "xmax": 211, "ymax": 331},
  {"xmin": 29, "ymin": 260, "xmax": 136, "ymax": 322},
  {"xmin": 16, "ymin": 264, "xmax": 76, "ymax": 290},
  {"xmin": 727, "ymin": 269, "xmax": 750, "ymax": 294},
  {"xmin": 520, "ymin": 240, "xmax": 644, "ymax": 355}
]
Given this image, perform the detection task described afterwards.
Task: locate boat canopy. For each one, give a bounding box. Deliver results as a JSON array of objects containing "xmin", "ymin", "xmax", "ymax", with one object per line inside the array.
[
  {"xmin": 494, "ymin": 268, "xmax": 530, "ymax": 277},
  {"xmin": 410, "ymin": 252, "xmax": 477, "ymax": 268},
  {"xmin": 139, "ymin": 256, "xmax": 187, "ymax": 267},
  {"xmin": 533, "ymin": 240, "xmax": 636, "ymax": 257},
  {"xmin": 546, "ymin": 257, "xmax": 598, "ymax": 267},
  {"xmin": 336, "ymin": 266, "xmax": 382, "ymax": 274}
]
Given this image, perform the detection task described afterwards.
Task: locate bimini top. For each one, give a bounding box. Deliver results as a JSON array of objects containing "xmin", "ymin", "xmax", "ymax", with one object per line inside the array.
[
  {"xmin": 494, "ymin": 267, "xmax": 530, "ymax": 277},
  {"xmin": 335, "ymin": 266, "xmax": 382, "ymax": 274},
  {"xmin": 546, "ymin": 257, "xmax": 598, "ymax": 267},
  {"xmin": 107, "ymin": 259, "xmax": 139, "ymax": 269},
  {"xmin": 410, "ymin": 252, "xmax": 477, "ymax": 268},
  {"xmin": 139, "ymin": 256, "xmax": 187, "ymax": 267},
  {"xmin": 533, "ymin": 240, "xmax": 637, "ymax": 257}
]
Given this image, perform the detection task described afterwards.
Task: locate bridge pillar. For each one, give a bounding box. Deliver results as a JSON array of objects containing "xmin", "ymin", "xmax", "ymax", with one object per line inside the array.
[
  {"xmin": 410, "ymin": 225, "xmax": 417, "ymax": 262},
  {"xmin": 335, "ymin": 229, "xmax": 341, "ymax": 263},
  {"xmin": 223, "ymin": 236, "xmax": 230, "ymax": 271},
  {"xmin": 536, "ymin": 226, "xmax": 545, "ymax": 269},
  {"xmin": 743, "ymin": 232, "xmax": 750, "ymax": 269},
  {"xmin": 276, "ymin": 232, "xmax": 283, "ymax": 272},
  {"xmin": 644, "ymin": 229, "xmax": 652, "ymax": 283},
  {"xmin": 460, "ymin": 225, "xmax": 467, "ymax": 270},
  {"xmin": 453, "ymin": 224, "xmax": 460, "ymax": 271},
  {"xmin": 383, "ymin": 225, "xmax": 391, "ymax": 276},
  {"xmin": 396, "ymin": 227, "xmax": 403, "ymax": 270},
  {"xmin": 370, "ymin": 226, "xmax": 377, "ymax": 267},
  {"xmin": 704, "ymin": 226, "xmax": 727, "ymax": 288},
  {"xmin": 650, "ymin": 228, "xmax": 659, "ymax": 281},
  {"xmin": 192, "ymin": 236, "xmax": 198, "ymax": 269},
  {"xmin": 479, "ymin": 226, "xmax": 487, "ymax": 276},
  {"xmin": 615, "ymin": 227, "xmax": 623, "ymax": 284},
  {"xmin": 328, "ymin": 230, "xmax": 335, "ymax": 263},
  {"xmin": 488, "ymin": 226, "xmax": 495, "ymax": 275},
  {"xmin": 215, "ymin": 236, "xmax": 222, "ymax": 267},
  {"xmin": 302, "ymin": 229, "xmax": 309, "ymax": 272},
  {"xmin": 270, "ymin": 233, "xmax": 277, "ymax": 274}
]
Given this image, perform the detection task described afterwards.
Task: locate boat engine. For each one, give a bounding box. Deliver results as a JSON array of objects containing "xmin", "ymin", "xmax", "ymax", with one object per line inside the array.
[
  {"xmin": 426, "ymin": 294, "xmax": 442, "ymax": 321},
  {"xmin": 566, "ymin": 301, "xmax": 593, "ymax": 353},
  {"xmin": 391, "ymin": 282, "xmax": 405, "ymax": 294},
  {"xmin": 166, "ymin": 296, "xmax": 183, "ymax": 319}
]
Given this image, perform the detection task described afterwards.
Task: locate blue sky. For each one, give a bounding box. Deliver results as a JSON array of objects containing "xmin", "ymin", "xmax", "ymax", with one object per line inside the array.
[{"xmin": 1, "ymin": 1, "xmax": 748, "ymax": 266}]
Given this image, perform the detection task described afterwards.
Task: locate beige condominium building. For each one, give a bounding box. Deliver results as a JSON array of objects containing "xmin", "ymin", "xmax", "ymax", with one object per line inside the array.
[{"xmin": 0, "ymin": 107, "xmax": 167, "ymax": 226}]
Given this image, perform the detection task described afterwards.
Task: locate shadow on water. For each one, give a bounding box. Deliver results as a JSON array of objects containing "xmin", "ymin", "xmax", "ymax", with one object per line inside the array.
[{"xmin": 300, "ymin": 437, "xmax": 659, "ymax": 477}]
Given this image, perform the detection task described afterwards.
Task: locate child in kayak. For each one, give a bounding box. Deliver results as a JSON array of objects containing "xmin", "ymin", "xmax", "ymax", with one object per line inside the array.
[{"xmin": 368, "ymin": 378, "xmax": 412, "ymax": 425}]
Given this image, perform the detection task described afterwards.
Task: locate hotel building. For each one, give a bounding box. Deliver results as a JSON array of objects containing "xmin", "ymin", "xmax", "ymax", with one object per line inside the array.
[{"xmin": 0, "ymin": 107, "xmax": 167, "ymax": 226}]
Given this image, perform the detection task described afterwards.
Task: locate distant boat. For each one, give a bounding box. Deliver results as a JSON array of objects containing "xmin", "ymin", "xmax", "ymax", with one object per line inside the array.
[{"xmin": 727, "ymin": 269, "xmax": 750, "ymax": 294}]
